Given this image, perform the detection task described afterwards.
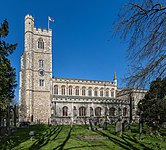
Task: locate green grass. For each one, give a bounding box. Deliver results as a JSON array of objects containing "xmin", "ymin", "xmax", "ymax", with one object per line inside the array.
[{"xmin": 0, "ymin": 124, "xmax": 166, "ymax": 150}]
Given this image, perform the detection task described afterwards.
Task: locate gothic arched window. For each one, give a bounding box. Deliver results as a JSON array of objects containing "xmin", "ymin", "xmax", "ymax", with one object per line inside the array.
[
  {"xmin": 100, "ymin": 88, "xmax": 104, "ymax": 97},
  {"xmin": 82, "ymin": 87, "xmax": 86, "ymax": 96},
  {"xmin": 88, "ymin": 87, "xmax": 92, "ymax": 96},
  {"xmin": 79, "ymin": 106, "xmax": 86, "ymax": 116},
  {"xmin": 109, "ymin": 107, "xmax": 115, "ymax": 116},
  {"xmin": 95, "ymin": 107, "xmax": 101, "ymax": 117},
  {"xmin": 38, "ymin": 38, "xmax": 44, "ymax": 49},
  {"xmin": 75, "ymin": 86, "xmax": 79, "ymax": 96},
  {"xmin": 111, "ymin": 88, "xmax": 114, "ymax": 97},
  {"xmin": 123, "ymin": 107, "xmax": 127, "ymax": 116},
  {"xmin": 54, "ymin": 85, "xmax": 58, "ymax": 95},
  {"xmin": 61, "ymin": 85, "xmax": 65, "ymax": 95},
  {"xmin": 106, "ymin": 88, "xmax": 109, "ymax": 97},
  {"xmin": 62, "ymin": 106, "xmax": 68, "ymax": 116},
  {"xmin": 94, "ymin": 87, "xmax": 98, "ymax": 97},
  {"xmin": 69, "ymin": 86, "xmax": 72, "ymax": 95}
]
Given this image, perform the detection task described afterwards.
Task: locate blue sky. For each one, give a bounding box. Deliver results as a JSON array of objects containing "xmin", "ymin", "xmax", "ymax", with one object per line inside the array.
[{"xmin": 0, "ymin": 0, "xmax": 129, "ymax": 101}]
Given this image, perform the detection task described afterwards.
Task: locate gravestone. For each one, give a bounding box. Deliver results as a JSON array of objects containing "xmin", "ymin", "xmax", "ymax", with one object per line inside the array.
[
  {"xmin": 29, "ymin": 131, "xmax": 35, "ymax": 141},
  {"xmin": 102, "ymin": 121, "xmax": 107, "ymax": 130},
  {"xmin": 89, "ymin": 118, "xmax": 94, "ymax": 131},
  {"xmin": 122, "ymin": 120, "xmax": 129, "ymax": 131},
  {"xmin": 115, "ymin": 119, "xmax": 122, "ymax": 136}
]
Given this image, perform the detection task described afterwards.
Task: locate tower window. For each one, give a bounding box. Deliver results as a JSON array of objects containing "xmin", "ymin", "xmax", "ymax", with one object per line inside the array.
[
  {"xmin": 38, "ymin": 38, "xmax": 44, "ymax": 49},
  {"xmin": 39, "ymin": 60, "xmax": 44, "ymax": 68},
  {"xmin": 39, "ymin": 79, "xmax": 44, "ymax": 86}
]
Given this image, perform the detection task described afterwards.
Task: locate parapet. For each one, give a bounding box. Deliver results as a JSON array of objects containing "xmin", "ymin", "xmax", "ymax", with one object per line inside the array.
[
  {"xmin": 33, "ymin": 27, "xmax": 52, "ymax": 36},
  {"xmin": 24, "ymin": 14, "xmax": 52, "ymax": 36},
  {"xmin": 53, "ymin": 77, "xmax": 115, "ymax": 86},
  {"xmin": 25, "ymin": 14, "xmax": 34, "ymax": 21}
]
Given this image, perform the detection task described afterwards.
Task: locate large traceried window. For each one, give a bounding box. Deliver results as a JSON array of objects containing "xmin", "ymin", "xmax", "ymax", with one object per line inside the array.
[
  {"xmin": 54, "ymin": 85, "xmax": 58, "ymax": 94},
  {"xmin": 61, "ymin": 85, "xmax": 65, "ymax": 95},
  {"xmin": 75, "ymin": 86, "xmax": 79, "ymax": 96},
  {"xmin": 94, "ymin": 87, "xmax": 98, "ymax": 97},
  {"xmin": 79, "ymin": 107, "xmax": 86, "ymax": 116},
  {"xmin": 109, "ymin": 107, "xmax": 116, "ymax": 116},
  {"xmin": 39, "ymin": 60, "xmax": 44, "ymax": 68},
  {"xmin": 95, "ymin": 107, "xmax": 101, "ymax": 117},
  {"xmin": 82, "ymin": 87, "xmax": 86, "ymax": 96},
  {"xmin": 100, "ymin": 88, "xmax": 104, "ymax": 97},
  {"xmin": 123, "ymin": 107, "xmax": 127, "ymax": 116},
  {"xmin": 69, "ymin": 86, "xmax": 72, "ymax": 95},
  {"xmin": 62, "ymin": 106, "xmax": 68, "ymax": 116},
  {"xmin": 88, "ymin": 87, "xmax": 92, "ymax": 96},
  {"xmin": 38, "ymin": 38, "xmax": 44, "ymax": 49}
]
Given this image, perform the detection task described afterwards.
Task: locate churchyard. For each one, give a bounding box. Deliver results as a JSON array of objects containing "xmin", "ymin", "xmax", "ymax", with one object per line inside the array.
[{"xmin": 0, "ymin": 124, "xmax": 166, "ymax": 150}]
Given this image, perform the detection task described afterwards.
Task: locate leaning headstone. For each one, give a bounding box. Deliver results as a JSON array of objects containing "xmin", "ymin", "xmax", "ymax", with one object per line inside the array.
[{"xmin": 115, "ymin": 119, "xmax": 122, "ymax": 136}]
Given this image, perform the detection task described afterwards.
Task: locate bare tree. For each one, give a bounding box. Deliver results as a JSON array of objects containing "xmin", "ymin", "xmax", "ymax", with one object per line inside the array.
[{"xmin": 114, "ymin": 0, "xmax": 166, "ymax": 88}]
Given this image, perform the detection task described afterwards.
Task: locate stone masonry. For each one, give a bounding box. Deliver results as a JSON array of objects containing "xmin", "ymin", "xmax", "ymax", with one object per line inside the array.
[{"xmin": 19, "ymin": 14, "xmax": 146, "ymax": 124}]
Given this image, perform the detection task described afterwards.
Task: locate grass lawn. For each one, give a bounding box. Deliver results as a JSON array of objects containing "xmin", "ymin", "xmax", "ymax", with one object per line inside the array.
[{"xmin": 0, "ymin": 124, "xmax": 166, "ymax": 150}]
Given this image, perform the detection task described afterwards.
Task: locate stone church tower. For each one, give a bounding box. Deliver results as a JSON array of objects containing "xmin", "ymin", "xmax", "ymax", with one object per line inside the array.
[{"xmin": 19, "ymin": 14, "xmax": 52, "ymax": 123}]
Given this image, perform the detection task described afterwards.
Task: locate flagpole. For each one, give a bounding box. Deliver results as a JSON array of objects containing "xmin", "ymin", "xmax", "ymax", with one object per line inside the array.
[{"xmin": 48, "ymin": 16, "xmax": 49, "ymax": 30}]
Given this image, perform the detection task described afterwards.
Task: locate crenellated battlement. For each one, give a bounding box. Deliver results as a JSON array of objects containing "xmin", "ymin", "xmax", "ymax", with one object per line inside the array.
[
  {"xmin": 24, "ymin": 14, "xmax": 52, "ymax": 36},
  {"xmin": 34, "ymin": 27, "xmax": 52, "ymax": 36},
  {"xmin": 25, "ymin": 14, "xmax": 34, "ymax": 21}
]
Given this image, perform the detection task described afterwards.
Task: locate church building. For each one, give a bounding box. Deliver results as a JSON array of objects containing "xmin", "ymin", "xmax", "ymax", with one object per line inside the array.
[{"xmin": 19, "ymin": 15, "xmax": 146, "ymax": 124}]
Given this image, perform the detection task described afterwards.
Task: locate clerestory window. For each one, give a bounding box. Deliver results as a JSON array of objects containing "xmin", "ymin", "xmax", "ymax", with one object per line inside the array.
[
  {"xmin": 75, "ymin": 86, "xmax": 79, "ymax": 96},
  {"xmin": 54, "ymin": 85, "xmax": 58, "ymax": 94},
  {"xmin": 61, "ymin": 85, "xmax": 65, "ymax": 95},
  {"xmin": 82, "ymin": 87, "xmax": 86, "ymax": 96},
  {"xmin": 69, "ymin": 86, "xmax": 72, "ymax": 95}
]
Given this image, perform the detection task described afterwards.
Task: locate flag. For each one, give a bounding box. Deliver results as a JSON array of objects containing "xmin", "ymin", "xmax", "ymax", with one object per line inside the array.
[{"xmin": 48, "ymin": 16, "xmax": 54, "ymax": 22}]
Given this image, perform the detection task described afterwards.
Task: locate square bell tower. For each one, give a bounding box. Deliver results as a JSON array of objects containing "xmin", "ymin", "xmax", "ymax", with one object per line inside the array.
[{"xmin": 19, "ymin": 14, "xmax": 52, "ymax": 123}]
